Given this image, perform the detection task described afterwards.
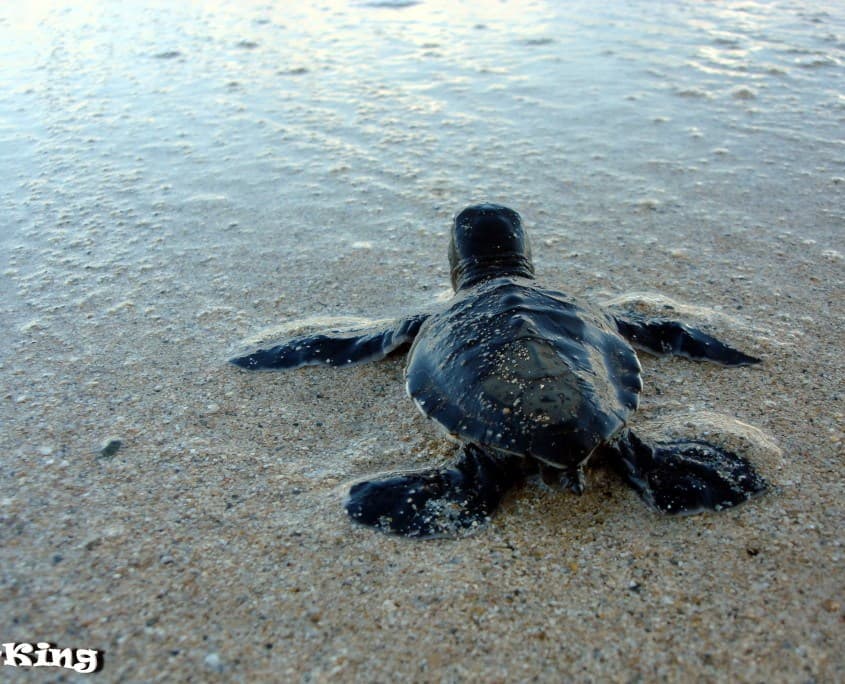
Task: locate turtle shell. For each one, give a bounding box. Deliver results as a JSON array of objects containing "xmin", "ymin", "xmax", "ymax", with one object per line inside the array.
[{"xmin": 405, "ymin": 278, "xmax": 642, "ymax": 468}]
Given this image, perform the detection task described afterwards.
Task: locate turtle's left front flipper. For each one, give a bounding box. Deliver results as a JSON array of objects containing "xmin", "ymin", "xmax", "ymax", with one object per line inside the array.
[
  {"xmin": 612, "ymin": 313, "xmax": 760, "ymax": 366},
  {"xmin": 230, "ymin": 312, "xmax": 429, "ymax": 370},
  {"xmin": 610, "ymin": 429, "xmax": 766, "ymax": 515}
]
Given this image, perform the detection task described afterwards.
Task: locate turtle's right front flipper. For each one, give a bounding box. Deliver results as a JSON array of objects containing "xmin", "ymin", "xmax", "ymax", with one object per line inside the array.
[
  {"xmin": 230, "ymin": 312, "xmax": 429, "ymax": 370},
  {"xmin": 612, "ymin": 313, "xmax": 760, "ymax": 366}
]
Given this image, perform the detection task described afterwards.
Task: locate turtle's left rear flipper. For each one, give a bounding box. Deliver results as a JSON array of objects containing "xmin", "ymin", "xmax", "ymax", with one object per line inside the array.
[
  {"xmin": 611, "ymin": 430, "xmax": 767, "ymax": 515},
  {"xmin": 612, "ymin": 313, "xmax": 760, "ymax": 366},
  {"xmin": 345, "ymin": 445, "xmax": 521, "ymax": 538},
  {"xmin": 230, "ymin": 312, "xmax": 429, "ymax": 370}
]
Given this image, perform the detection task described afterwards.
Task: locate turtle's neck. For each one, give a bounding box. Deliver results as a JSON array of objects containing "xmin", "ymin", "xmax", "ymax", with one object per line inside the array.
[{"xmin": 451, "ymin": 254, "xmax": 535, "ymax": 291}]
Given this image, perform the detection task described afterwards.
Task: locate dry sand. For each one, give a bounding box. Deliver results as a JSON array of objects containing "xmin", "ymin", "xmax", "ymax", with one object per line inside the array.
[{"xmin": 1, "ymin": 1, "xmax": 843, "ymax": 682}]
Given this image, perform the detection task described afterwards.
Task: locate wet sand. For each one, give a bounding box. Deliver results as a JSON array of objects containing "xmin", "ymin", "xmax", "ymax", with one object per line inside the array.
[{"xmin": 1, "ymin": 1, "xmax": 843, "ymax": 681}]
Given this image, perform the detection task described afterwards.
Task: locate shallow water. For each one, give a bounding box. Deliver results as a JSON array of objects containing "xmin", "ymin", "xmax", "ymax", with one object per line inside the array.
[
  {"xmin": 2, "ymin": 1, "xmax": 843, "ymax": 260},
  {"xmin": 1, "ymin": 1, "xmax": 843, "ymax": 681},
  {"xmin": 1, "ymin": 0, "xmax": 842, "ymax": 348}
]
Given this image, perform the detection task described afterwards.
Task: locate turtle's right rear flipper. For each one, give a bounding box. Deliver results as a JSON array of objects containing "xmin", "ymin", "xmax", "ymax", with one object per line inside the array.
[
  {"xmin": 345, "ymin": 445, "xmax": 521, "ymax": 538},
  {"xmin": 230, "ymin": 313, "xmax": 429, "ymax": 370},
  {"xmin": 611, "ymin": 430, "xmax": 767, "ymax": 515}
]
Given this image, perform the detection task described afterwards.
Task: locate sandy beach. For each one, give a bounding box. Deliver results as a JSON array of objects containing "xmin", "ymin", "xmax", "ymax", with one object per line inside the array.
[{"xmin": 1, "ymin": 0, "xmax": 842, "ymax": 681}]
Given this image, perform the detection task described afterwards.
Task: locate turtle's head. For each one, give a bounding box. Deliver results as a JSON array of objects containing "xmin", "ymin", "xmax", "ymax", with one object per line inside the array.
[{"xmin": 449, "ymin": 203, "xmax": 535, "ymax": 291}]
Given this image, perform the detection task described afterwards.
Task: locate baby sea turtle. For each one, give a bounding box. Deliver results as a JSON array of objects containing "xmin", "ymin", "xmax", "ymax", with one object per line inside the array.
[{"xmin": 231, "ymin": 204, "xmax": 766, "ymax": 537}]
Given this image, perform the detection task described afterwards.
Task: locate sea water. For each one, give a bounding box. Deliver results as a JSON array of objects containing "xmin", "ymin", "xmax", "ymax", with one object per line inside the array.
[
  {"xmin": 0, "ymin": 0, "xmax": 842, "ymax": 363},
  {"xmin": 2, "ymin": 1, "xmax": 841, "ymax": 245}
]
